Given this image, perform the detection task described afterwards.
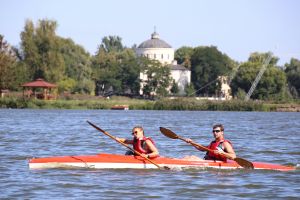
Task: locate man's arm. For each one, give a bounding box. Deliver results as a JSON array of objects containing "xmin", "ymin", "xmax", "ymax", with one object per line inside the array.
[{"xmin": 220, "ymin": 142, "xmax": 236, "ymax": 160}]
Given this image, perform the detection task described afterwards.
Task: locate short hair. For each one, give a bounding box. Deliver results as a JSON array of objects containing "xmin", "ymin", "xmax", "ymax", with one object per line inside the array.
[
  {"xmin": 132, "ymin": 126, "xmax": 144, "ymax": 135},
  {"xmin": 213, "ymin": 124, "xmax": 224, "ymax": 131}
]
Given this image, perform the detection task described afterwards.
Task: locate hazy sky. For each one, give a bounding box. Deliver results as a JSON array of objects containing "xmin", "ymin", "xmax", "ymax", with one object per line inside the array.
[{"xmin": 1, "ymin": 0, "xmax": 299, "ymax": 65}]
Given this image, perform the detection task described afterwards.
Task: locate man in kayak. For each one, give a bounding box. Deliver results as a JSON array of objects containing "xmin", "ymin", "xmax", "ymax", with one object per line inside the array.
[
  {"xmin": 184, "ymin": 124, "xmax": 236, "ymax": 161},
  {"xmin": 116, "ymin": 126, "xmax": 159, "ymax": 159}
]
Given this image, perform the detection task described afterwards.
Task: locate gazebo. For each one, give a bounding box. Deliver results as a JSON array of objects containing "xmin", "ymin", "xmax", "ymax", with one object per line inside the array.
[{"xmin": 22, "ymin": 78, "xmax": 57, "ymax": 100}]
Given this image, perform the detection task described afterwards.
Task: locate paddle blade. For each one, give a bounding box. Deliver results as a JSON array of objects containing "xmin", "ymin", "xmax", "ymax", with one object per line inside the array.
[
  {"xmin": 159, "ymin": 127, "xmax": 179, "ymax": 139},
  {"xmin": 234, "ymin": 157, "xmax": 254, "ymax": 169}
]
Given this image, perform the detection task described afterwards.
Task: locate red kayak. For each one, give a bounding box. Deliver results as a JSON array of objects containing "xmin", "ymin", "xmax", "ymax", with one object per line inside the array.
[{"xmin": 28, "ymin": 153, "xmax": 295, "ymax": 171}]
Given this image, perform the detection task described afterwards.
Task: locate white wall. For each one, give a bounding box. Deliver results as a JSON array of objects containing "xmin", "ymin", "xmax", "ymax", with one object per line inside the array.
[
  {"xmin": 171, "ymin": 69, "xmax": 191, "ymax": 95},
  {"xmin": 136, "ymin": 48, "xmax": 174, "ymax": 65}
]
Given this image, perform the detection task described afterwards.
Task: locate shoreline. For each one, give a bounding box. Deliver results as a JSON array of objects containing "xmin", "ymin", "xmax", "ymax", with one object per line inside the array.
[{"xmin": 0, "ymin": 96, "xmax": 299, "ymax": 112}]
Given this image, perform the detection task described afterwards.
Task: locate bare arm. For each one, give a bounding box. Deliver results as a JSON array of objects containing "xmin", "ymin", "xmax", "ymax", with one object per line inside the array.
[
  {"xmin": 219, "ymin": 141, "xmax": 236, "ymax": 160},
  {"xmin": 116, "ymin": 137, "xmax": 133, "ymax": 144},
  {"xmin": 145, "ymin": 140, "xmax": 159, "ymax": 158},
  {"xmin": 184, "ymin": 138, "xmax": 206, "ymax": 151}
]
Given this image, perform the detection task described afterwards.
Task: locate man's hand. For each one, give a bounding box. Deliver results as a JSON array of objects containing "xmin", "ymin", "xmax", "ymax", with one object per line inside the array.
[{"xmin": 184, "ymin": 138, "xmax": 193, "ymax": 143}]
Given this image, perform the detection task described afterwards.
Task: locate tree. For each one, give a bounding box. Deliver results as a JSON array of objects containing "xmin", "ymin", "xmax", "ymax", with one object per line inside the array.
[
  {"xmin": 175, "ymin": 46, "xmax": 193, "ymax": 69},
  {"xmin": 170, "ymin": 80, "xmax": 179, "ymax": 95},
  {"xmin": 20, "ymin": 20, "xmax": 40, "ymax": 80},
  {"xmin": 117, "ymin": 49, "xmax": 140, "ymax": 95},
  {"xmin": 20, "ymin": 19, "xmax": 65, "ymax": 83},
  {"xmin": 231, "ymin": 52, "xmax": 288, "ymax": 100},
  {"xmin": 285, "ymin": 58, "xmax": 300, "ymax": 98},
  {"xmin": 92, "ymin": 48, "xmax": 121, "ymax": 95},
  {"xmin": 142, "ymin": 59, "xmax": 172, "ymax": 98},
  {"xmin": 58, "ymin": 38, "xmax": 92, "ymax": 93},
  {"xmin": 248, "ymin": 52, "xmax": 279, "ymax": 65},
  {"xmin": 92, "ymin": 40, "xmax": 140, "ymax": 96},
  {"xmin": 99, "ymin": 36, "xmax": 124, "ymax": 53},
  {"xmin": 19, "ymin": 19, "xmax": 94, "ymax": 94},
  {"xmin": 0, "ymin": 35, "xmax": 18, "ymax": 92},
  {"xmin": 57, "ymin": 77, "xmax": 76, "ymax": 93},
  {"xmin": 185, "ymin": 83, "xmax": 196, "ymax": 97},
  {"xmin": 190, "ymin": 46, "xmax": 234, "ymax": 96}
]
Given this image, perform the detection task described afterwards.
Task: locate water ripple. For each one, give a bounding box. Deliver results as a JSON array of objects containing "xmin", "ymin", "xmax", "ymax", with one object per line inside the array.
[{"xmin": 0, "ymin": 109, "xmax": 299, "ymax": 199}]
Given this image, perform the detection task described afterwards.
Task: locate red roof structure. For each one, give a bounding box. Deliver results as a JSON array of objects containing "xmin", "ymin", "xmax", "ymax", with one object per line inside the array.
[
  {"xmin": 22, "ymin": 78, "xmax": 57, "ymax": 100},
  {"xmin": 22, "ymin": 78, "xmax": 57, "ymax": 88}
]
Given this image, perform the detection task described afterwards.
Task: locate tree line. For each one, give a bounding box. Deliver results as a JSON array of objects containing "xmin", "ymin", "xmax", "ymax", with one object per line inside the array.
[{"xmin": 0, "ymin": 19, "xmax": 299, "ymax": 100}]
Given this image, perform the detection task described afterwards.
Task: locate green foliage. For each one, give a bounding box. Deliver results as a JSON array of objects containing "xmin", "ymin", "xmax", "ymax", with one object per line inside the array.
[
  {"xmin": 153, "ymin": 98, "xmax": 276, "ymax": 111},
  {"xmin": 19, "ymin": 19, "xmax": 93, "ymax": 94},
  {"xmin": 235, "ymin": 88, "xmax": 246, "ymax": 100},
  {"xmin": 0, "ymin": 35, "xmax": 19, "ymax": 91},
  {"xmin": 74, "ymin": 78, "xmax": 95, "ymax": 95},
  {"xmin": 58, "ymin": 38, "xmax": 92, "ymax": 88},
  {"xmin": 21, "ymin": 19, "xmax": 65, "ymax": 82},
  {"xmin": 0, "ymin": 95, "xmax": 296, "ymax": 111},
  {"xmin": 92, "ymin": 46, "xmax": 140, "ymax": 96},
  {"xmin": 170, "ymin": 80, "xmax": 179, "ymax": 95},
  {"xmin": 248, "ymin": 52, "xmax": 279, "ymax": 65},
  {"xmin": 285, "ymin": 58, "xmax": 300, "ymax": 98},
  {"xmin": 185, "ymin": 83, "xmax": 196, "ymax": 97},
  {"xmin": 118, "ymin": 49, "xmax": 141, "ymax": 95},
  {"xmin": 190, "ymin": 46, "xmax": 234, "ymax": 96},
  {"xmin": 142, "ymin": 59, "xmax": 172, "ymax": 98},
  {"xmin": 3, "ymin": 18, "xmax": 295, "ymax": 103},
  {"xmin": 175, "ymin": 46, "xmax": 193, "ymax": 69},
  {"xmin": 99, "ymin": 36, "xmax": 124, "ymax": 53},
  {"xmin": 231, "ymin": 52, "xmax": 288, "ymax": 100},
  {"xmin": 58, "ymin": 77, "xmax": 76, "ymax": 93},
  {"xmin": 0, "ymin": 97, "xmax": 25, "ymax": 108},
  {"xmin": 92, "ymin": 48, "xmax": 120, "ymax": 95}
]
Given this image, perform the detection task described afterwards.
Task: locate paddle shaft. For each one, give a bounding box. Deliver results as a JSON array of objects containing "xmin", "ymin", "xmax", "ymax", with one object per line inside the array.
[
  {"xmin": 178, "ymin": 135, "xmax": 238, "ymax": 160},
  {"xmin": 87, "ymin": 121, "xmax": 161, "ymax": 169},
  {"xmin": 179, "ymin": 137, "xmax": 211, "ymax": 152}
]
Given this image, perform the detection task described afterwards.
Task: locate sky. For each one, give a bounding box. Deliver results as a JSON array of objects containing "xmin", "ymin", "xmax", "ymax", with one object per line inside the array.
[{"xmin": 1, "ymin": 0, "xmax": 300, "ymax": 65}]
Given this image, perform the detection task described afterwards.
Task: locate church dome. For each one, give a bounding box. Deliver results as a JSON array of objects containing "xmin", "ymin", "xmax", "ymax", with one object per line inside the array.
[{"xmin": 138, "ymin": 32, "xmax": 172, "ymax": 48}]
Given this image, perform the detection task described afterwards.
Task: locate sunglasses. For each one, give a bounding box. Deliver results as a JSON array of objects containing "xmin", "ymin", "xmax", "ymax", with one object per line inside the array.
[
  {"xmin": 132, "ymin": 131, "xmax": 138, "ymax": 135},
  {"xmin": 212, "ymin": 130, "xmax": 221, "ymax": 133}
]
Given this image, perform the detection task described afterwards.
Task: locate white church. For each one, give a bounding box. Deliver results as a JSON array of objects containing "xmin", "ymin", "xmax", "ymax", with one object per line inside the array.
[{"xmin": 135, "ymin": 31, "xmax": 191, "ymax": 95}]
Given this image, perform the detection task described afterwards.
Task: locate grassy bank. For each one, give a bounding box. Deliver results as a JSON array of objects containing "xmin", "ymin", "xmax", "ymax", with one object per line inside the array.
[{"xmin": 1, "ymin": 96, "xmax": 299, "ymax": 111}]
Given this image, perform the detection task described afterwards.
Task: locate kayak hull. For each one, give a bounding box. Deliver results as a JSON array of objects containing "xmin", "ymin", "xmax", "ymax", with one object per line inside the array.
[{"xmin": 28, "ymin": 153, "xmax": 295, "ymax": 171}]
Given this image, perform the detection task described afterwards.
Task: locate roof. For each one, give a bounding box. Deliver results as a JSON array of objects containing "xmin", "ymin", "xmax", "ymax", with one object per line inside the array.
[
  {"xmin": 170, "ymin": 65, "xmax": 190, "ymax": 71},
  {"xmin": 138, "ymin": 32, "xmax": 172, "ymax": 49},
  {"xmin": 22, "ymin": 78, "xmax": 57, "ymax": 88}
]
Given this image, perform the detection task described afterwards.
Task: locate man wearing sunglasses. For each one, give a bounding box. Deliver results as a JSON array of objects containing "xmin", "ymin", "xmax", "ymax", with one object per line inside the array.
[
  {"xmin": 185, "ymin": 124, "xmax": 236, "ymax": 161},
  {"xmin": 116, "ymin": 126, "xmax": 159, "ymax": 159}
]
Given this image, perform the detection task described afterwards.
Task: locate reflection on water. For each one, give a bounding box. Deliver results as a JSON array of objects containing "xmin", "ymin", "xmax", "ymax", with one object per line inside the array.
[{"xmin": 0, "ymin": 109, "xmax": 299, "ymax": 199}]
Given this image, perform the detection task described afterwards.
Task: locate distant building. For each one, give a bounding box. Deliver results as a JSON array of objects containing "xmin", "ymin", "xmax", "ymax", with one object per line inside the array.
[
  {"xmin": 218, "ymin": 76, "xmax": 232, "ymax": 100},
  {"xmin": 135, "ymin": 31, "xmax": 191, "ymax": 95}
]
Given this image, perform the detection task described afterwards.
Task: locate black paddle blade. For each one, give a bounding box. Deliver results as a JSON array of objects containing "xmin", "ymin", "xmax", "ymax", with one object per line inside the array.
[
  {"xmin": 234, "ymin": 157, "xmax": 254, "ymax": 169},
  {"xmin": 159, "ymin": 127, "xmax": 179, "ymax": 139}
]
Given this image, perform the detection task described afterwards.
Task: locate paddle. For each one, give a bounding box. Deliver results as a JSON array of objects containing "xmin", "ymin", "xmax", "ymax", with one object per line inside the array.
[
  {"xmin": 87, "ymin": 120, "xmax": 168, "ymax": 170},
  {"xmin": 159, "ymin": 127, "xmax": 254, "ymax": 169}
]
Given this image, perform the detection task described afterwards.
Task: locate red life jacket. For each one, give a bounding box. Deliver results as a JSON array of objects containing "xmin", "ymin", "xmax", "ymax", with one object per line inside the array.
[
  {"xmin": 133, "ymin": 137, "xmax": 157, "ymax": 155},
  {"xmin": 204, "ymin": 140, "xmax": 232, "ymax": 162}
]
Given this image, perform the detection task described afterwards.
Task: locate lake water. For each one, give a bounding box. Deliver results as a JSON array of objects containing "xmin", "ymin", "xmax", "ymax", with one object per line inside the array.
[{"xmin": 0, "ymin": 109, "xmax": 299, "ymax": 199}]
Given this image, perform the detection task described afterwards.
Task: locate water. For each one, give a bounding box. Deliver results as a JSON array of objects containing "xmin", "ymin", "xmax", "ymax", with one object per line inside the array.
[{"xmin": 0, "ymin": 109, "xmax": 299, "ymax": 199}]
